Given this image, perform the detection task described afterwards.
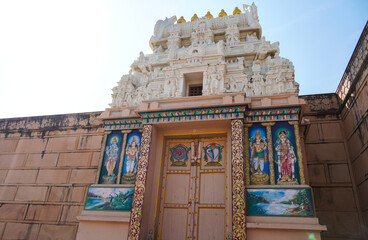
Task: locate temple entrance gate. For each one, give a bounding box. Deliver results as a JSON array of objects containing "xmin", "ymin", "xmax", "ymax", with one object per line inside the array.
[{"xmin": 157, "ymin": 135, "xmax": 228, "ymax": 240}]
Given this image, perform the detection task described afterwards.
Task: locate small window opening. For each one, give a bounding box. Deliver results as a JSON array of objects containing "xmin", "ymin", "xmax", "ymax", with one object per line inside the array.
[{"xmin": 189, "ymin": 85, "xmax": 203, "ymax": 96}]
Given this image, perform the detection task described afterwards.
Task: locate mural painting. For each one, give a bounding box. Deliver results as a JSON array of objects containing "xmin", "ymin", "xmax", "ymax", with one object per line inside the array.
[
  {"xmin": 169, "ymin": 143, "xmax": 191, "ymax": 167},
  {"xmin": 249, "ymin": 124, "xmax": 269, "ymax": 184},
  {"xmin": 272, "ymin": 122, "xmax": 300, "ymax": 184},
  {"xmin": 98, "ymin": 131, "xmax": 124, "ymax": 184},
  {"xmin": 121, "ymin": 130, "xmax": 142, "ymax": 184},
  {"xmin": 202, "ymin": 142, "xmax": 224, "ymax": 167},
  {"xmin": 247, "ymin": 188, "xmax": 314, "ymax": 217},
  {"xmin": 85, "ymin": 186, "xmax": 134, "ymax": 211}
]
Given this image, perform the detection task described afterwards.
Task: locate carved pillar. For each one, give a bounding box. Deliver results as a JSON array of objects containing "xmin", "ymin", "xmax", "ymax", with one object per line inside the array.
[
  {"xmin": 128, "ymin": 124, "xmax": 153, "ymax": 240},
  {"xmin": 117, "ymin": 130, "xmax": 130, "ymax": 184},
  {"xmin": 231, "ymin": 119, "xmax": 246, "ymax": 240},
  {"xmin": 288, "ymin": 121, "xmax": 306, "ymax": 184},
  {"xmin": 244, "ymin": 123, "xmax": 253, "ymax": 185},
  {"xmin": 261, "ymin": 122, "xmax": 276, "ymax": 185},
  {"xmin": 95, "ymin": 131, "xmax": 110, "ymax": 183}
]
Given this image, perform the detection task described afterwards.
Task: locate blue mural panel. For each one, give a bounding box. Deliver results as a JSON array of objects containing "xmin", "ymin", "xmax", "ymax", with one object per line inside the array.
[
  {"xmin": 249, "ymin": 124, "xmax": 269, "ymax": 184},
  {"xmin": 247, "ymin": 188, "xmax": 315, "ymax": 217},
  {"xmin": 121, "ymin": 130, "xmax": 142, "ymax": 184},
  {"xmin": 98, "ymin": 131, "xmax": 124, "ymax": 184},
  {"xmin": 272, "ymin": 122, "xmax": 300, "ymax": 184},
  {"xmin": 85, "ymin": 186, "xmax": 134, "ymax": 211}
]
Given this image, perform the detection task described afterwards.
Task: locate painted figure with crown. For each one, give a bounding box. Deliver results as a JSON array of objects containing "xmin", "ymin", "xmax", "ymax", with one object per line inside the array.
[
  {"xmin": 275, "ymin": 130, "xmax": 297, "ymax": 184},
  {"xmin": 121, "ymin": 132, "xmax": 141, "ymax": 184},
  {"xmin": 249, "ymin": 130, "xmax": 269, "ymax": 184},
  {"xmin": 105, "ymin": 137, "xmax": 119, "ymax": 181}
]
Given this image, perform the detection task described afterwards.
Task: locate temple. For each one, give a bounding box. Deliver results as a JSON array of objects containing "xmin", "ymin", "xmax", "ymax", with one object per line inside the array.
[{"xmin": 0, "ymin": 3, "xmax": 367, "ymax": 240}]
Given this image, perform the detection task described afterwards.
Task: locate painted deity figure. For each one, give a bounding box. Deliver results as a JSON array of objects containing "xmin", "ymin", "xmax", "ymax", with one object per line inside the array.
[
  {"xmin": 105, "ymin": 137, "xmax": 119, "ymax": 180},
  {"xmin": 275, "ymin": 131, "xmax": 297, "ymax": 183},
  {"xmin": 125, "ymin": 137, "xmax": 139, "ymax": 174},
  {"xmin": 250, "ymin": 131, "xmax": 267, "ymax": 175}
]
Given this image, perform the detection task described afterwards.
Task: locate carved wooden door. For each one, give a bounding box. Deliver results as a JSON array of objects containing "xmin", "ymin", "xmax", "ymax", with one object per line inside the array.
[{"xmin": 158, "ymin": 136, "xmax": 227, "ymax": 240}]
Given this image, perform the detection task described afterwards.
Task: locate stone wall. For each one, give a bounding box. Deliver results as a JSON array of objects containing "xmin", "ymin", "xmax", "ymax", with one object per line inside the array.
[
  {"xmin": 338, "ymin": 21, "xmax": 368, "ymax": 240},
  {"xmin": 301, "ymin": 94, "xmax": 364, "ymax": 240},
  {"xmin": 0, "ymin": 112, "xmax": 103, "ymax": 240}
]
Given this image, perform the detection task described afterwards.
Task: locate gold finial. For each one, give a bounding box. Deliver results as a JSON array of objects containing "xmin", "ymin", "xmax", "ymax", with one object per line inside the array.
[
  {"xmin": 233, "ymin": 7, "xmax": 242, "ymax": 15},
  {"xmin": 177, "ymin": 16, "xmax": 186, "ymax": 23},
  {"xmin": 218, "ymin": 9, "xmax": 227, "ymax": 17},
  {"xmin": 205, "ymin": 11, "xmax": 213, "ymax": 19},
  {"xmin": 191, "ymin": 13, "xmax": 199, "ymax": 22}
]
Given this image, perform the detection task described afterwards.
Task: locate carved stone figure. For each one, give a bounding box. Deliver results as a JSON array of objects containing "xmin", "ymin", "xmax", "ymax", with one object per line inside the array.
[{"xmin": 109, "ymin": 3, "xmax": 298, "ymax": 106}]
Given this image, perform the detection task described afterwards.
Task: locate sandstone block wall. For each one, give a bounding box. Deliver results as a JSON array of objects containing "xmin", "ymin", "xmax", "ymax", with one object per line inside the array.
[
  {"xmin": 0, "ymin": 112, "xmax": 103, "ymax": 240},
  {"xmin": 301, "ymin": 94, "xmax": 364, "ymax": 240}
]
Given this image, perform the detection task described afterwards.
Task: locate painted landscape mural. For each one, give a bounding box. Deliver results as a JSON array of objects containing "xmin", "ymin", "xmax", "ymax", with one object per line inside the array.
[
  {"xmin": 85, "ymin": 187, "xmax": 134, "ymax": 211},
  {"xmin": 247, "ymin": 188, "xmax": 314, "ymax": 217}
]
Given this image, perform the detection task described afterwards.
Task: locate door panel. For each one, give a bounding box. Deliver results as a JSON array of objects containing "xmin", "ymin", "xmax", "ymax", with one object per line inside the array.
[
  {"xmin": 158, "ymin": 136, "xmax": 227, "ymax": 240},
  {"xmin": 161, "ymin": 208, "xmax": 188, "ymax": 240},
  {"xmin": 197, "ymin": 208, "xmax": 225, "ymax": 240},
  {"xmin": 199, "ymin": 173, "xmax": 225, "ymax": 204},
  {"xmin": 165, "ymin": 173, "xmax": 190, "ymax": 204}
]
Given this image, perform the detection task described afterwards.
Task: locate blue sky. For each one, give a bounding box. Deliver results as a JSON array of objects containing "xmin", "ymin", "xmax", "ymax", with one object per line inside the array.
[{"xmin": 0, "ymin": 0, "xmax": 367, "ymax": 118}]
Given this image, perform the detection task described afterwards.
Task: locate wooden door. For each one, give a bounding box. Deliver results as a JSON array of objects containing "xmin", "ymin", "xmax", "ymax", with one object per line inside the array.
[{"xmin": 157, "ymin": 136, "xmax": 227, "ymax": 240}]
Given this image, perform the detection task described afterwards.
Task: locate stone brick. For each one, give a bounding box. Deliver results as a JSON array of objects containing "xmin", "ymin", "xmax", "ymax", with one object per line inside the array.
[
  {"xmin": 0, "ymin": 139, "xmax": 18, "ymax": 152},
  {"xmin": 60, "ymin": 205, "xmax": 83, "ymax": 222},
  {"xmin": 358, "ymin": 180, "xmax": 368, "ymax": 210},
  {"xmin": 305, "ymin": 124, "xmax": 319, "ymax": 142},
  {"xmin": 69, "ymin": 169, "xmax": 96, "ymax": 184},
  {"xmin": 0, "ymin": 170, "xmax": 7, "ymax": 183},
  {"xmin": 320, "ymin": 122, "xmax": 343, "ymax": 140},
  {"xmin": 352, "ymin": 149, "xmax": 368, "ymax": 184},
  {"xmin": 318, "ymin": 211, "xmax": 361, "ymax": 238},
  {"xmin": 0, "ymin": 154, "xmax": 26, "ymax": 168},
  {"xmin": 38, "ymin": 224, "xmax": 77, "ymax": 240},
  {"xmin": 77, "ymin": 135, "xmax": 103, "ymax": 150},
  {"xmin": 307, "ymin": 164, "xmax": 326, "ymax": 183},
  {"xmin": 26, "ymin": 153, "xmax": 58, "ymax": 167},
  {"xmin": 57, "ymin": 152, "xmax": 90, "ymax": 167},
  {"xmin": 3, "ymin": 222, "xmax": 39, "ymax": 240},
  {"xmin": 347, "ymin": 132, "xmax": 364, "ymax": 160},
  {"xmin": 46, "ymin": 136, "xmax": 77, "ymax": 152},
  {"xmin": 0, "ymin": 222, "xmax": 4, "ymax": 237},
  {"xmin": 16, "ymin": 138, "xmax": 47, "ymax": 153},
  {"xmin": 305, "ymin": 143, "xmax": 346, "ymax": 162},
  {"xmin": 48, "ymin": 187, "xmax": 69, "ymax": 202},
  {"xmin": 70, "ymin": 187, "xmax": 86, "ymax": 202},
  {"xmin": 36, "ymin": 169, "xmax": 69, "ymax": 184},
  {"xmin": 313, "ymin": 187, "xmax": 356, "ymax": 211},
  {"xmin": 328, "ymin": 164, "xmax": 351, "ymax": 183},
  {"xmin": 90, "ymin": 151, "xmax": 101, "ymax": 167},
  {"xmin": 15, "ymin": 186, "xmax": 48, "ymax": 201},
  {"xmin": 5, "ymin": 169, "xmax": 38, "ymax": 184},
  {"xmin": 26, "ymin": 205, "xmax": 61, "ymax": 222},
  {"xmin": 0, "ymin": 203, "xmax": 27, "ymax": 220},
  {"xmin": 0, "ymin": 186, "xmax": 17, "ymax": 201}
]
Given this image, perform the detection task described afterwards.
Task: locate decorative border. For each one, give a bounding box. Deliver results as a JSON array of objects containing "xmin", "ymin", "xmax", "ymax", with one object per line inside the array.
[
  {"xmin": 103, "ymin": 118, "xmax": 142, "ymax": 130},
  {"xmin": 244, "ymin": 124, "xmax": 252, "ymax": 185},
  {"xmin": 231, "ymin": 119, "xmax": 246, "ymax": 240},
  {"xmin": 244, "ymin": 107, "xmax": 300, "ymax": 123},
  {"xmin": 128, "ymin": 124, "xmax": 153, "ymax": 240},
  {"xmin": 140, "ymin": 105, "xmax": 247, "ymax": 124}
]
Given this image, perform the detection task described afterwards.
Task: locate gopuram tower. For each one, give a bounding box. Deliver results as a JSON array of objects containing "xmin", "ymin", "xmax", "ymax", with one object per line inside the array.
[{"xmin": 77, "ymin": 3, "xmax": 326, "ymax": 240}]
